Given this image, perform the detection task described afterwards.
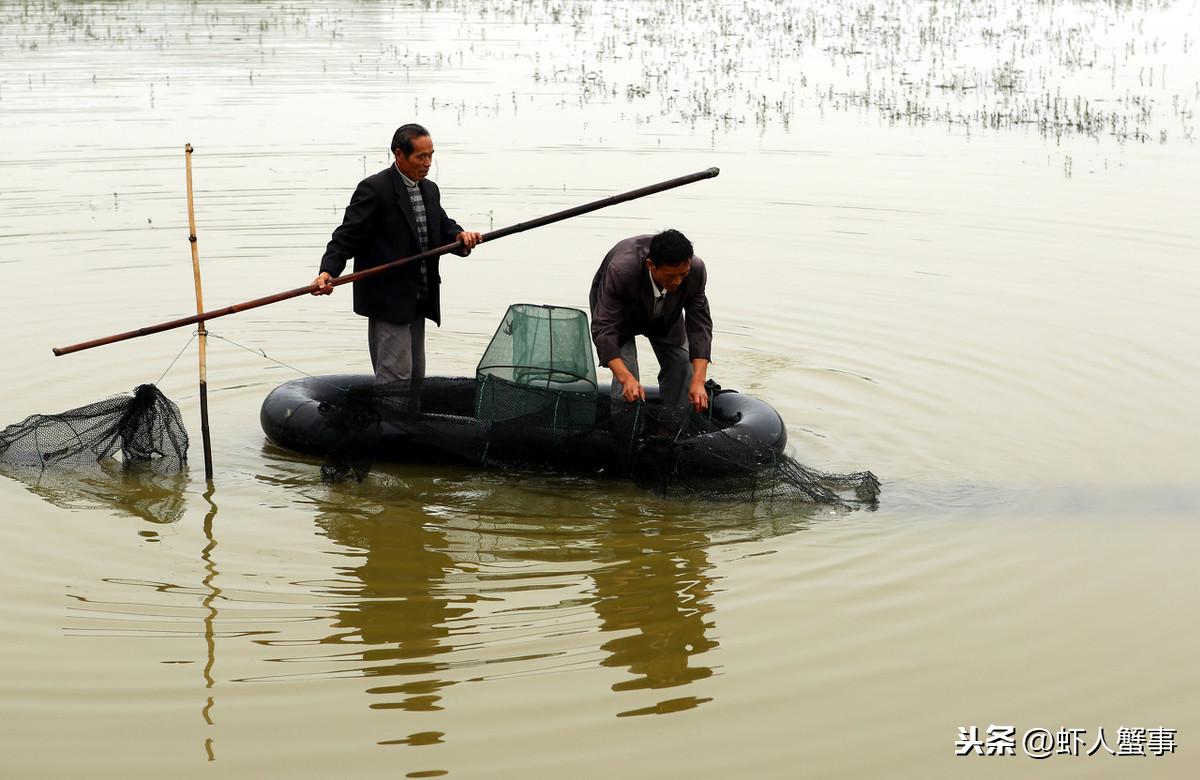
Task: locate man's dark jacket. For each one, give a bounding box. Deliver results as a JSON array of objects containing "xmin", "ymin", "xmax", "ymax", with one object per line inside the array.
[
  {"xmin": 320, "ymin": 165, "xmax": 466, "ymax": 325},
  {"xmin": 589, "ymin": 234, "xmax": 713, "ymax": 367}
]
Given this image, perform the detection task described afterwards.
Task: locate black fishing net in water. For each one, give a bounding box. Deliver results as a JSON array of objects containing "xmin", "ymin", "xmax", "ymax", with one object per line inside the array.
[
  {"xmin": 0, "ymin": 384, "xmax": 189, "ymax": 472},
  {"xmin": 625, "ymin": 394, "xmax": 882, "ymax": 506},
  {"xmin": 309, "ymin": 305, "xmax": 879, "ymax": 507},
  {"xmin": 314, "ymin": 377, "xmax": 878, "ymax": 507}
]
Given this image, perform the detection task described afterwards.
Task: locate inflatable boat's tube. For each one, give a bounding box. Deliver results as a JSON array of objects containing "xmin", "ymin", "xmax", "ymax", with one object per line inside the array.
[{"xmin": 260, "ymin": 375, "xmax": 787, "ymax": 473}]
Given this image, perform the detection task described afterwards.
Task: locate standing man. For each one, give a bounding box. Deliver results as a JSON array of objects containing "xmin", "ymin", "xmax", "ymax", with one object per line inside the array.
[
  {"xmin": 589, "ymin": 229, "xmax": 713, "ymax": 427},
  {"xmin": 312, "ymin": 123, "xmax": 482, "ymax": 392}
]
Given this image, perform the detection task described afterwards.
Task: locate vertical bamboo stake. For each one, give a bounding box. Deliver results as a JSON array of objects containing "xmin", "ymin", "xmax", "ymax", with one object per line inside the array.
[{"xmin": 185, "ymin": 143, "xmax": 215, "ymax": 481}]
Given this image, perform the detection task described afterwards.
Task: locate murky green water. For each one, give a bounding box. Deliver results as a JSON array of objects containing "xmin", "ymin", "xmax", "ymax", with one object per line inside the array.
[{"xmin": 2, "ymin": 1, "xmax": 1198, "ymax": 777}]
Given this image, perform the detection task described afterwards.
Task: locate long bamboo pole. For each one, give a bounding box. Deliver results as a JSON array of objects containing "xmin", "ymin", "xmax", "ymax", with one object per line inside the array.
[
  {"xmin": 52, "ymin": 167, "xmax": 719, "ymax": 356},
  {"xmin": 185, "ymin": 144, "xmax": 215, "ymax": 481}
]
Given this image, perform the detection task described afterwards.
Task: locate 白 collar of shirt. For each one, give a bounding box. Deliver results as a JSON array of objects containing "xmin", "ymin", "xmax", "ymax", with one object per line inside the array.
[
  {"xmin": 395, "ymin": 163, "xmax": 419, "ymax": 189},
  {"xmin": 647, "ymin": 267, "xmax": 667, "ymax": 299}
]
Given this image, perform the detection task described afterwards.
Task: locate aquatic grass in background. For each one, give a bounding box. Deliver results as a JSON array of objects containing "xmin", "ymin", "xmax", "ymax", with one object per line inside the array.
[{"xmin": 1, "ymin": 0, "xmax": 1194, "ymax": 153}]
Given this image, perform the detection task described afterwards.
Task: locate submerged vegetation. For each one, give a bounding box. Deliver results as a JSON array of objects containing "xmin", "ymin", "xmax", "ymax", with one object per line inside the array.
[
  {"xmin": 505, "ymin": 0, "xmax": 1196, "ymax": 145},
  {"xmin": 0, "ymin": 0, "xmax": 1194, "ymax": 150}
]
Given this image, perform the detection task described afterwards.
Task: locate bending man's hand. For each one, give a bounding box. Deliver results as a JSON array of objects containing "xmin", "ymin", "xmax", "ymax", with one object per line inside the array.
[
  {"xmin": 457, "ymin": 231, "xmax": 483, "ymax": 254},
  {"xmin": 689, "ymin": 358, "xmax": 710, "ymax": 412},
  {"xmin": 620, "ymin": 374, "xmax": 647, "ymax": 404},
  {"xmin": 608, "ymin": 357, "xmax": 646, "ymax": 404},
  {"xmin": 311, "ymin": 271, "xmax": 334, "ymax": 295}
]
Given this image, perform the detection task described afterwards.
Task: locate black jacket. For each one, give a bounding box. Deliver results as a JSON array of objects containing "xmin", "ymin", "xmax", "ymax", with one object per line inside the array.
[{"xmin": 319, "ymin": 165, "xmax": 466, "ymax": 325}]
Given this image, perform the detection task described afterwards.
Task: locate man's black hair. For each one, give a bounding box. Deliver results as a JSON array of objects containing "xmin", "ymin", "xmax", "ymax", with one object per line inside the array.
[
  {"xmin": 391, "ymin": 123, "xmax": 430, "ymax": 155},
  {"xmin": 648, "ymin": 229, "xmax": 694, "ymax": 267}
]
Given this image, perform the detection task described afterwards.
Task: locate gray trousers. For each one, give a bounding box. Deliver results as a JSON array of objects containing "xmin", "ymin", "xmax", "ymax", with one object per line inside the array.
[
  {"xmin": 613, "ymin": 336, "xmax": 693, "ymax": 427},
  {"xmin": 368, "ymin": 317, "xmax": 426, "ymax": 385}
]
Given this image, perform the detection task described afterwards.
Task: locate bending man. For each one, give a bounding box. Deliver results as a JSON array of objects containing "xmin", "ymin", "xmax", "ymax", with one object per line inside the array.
[
  {"xmin": 312, "ymin": 123, "xmax": 482, "ymax": 392},
  {"xmin": 589, "ymin": 229, "xmax": 713, "ymax": 427}
]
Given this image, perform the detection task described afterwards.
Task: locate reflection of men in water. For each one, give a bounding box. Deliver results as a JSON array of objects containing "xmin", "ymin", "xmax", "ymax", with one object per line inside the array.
[
  {"xmin": 589, "ymin": 230, "xmax": 713, "ymax": 426},
  {"xmin": 317, "ymin": 506, "xmax": 474, "ymax": 713},
  {"xmin": 591, "ymin": 518, "xmax": 717, "ymax": 699},
  {"xmin": 312, "ymin": 123, "xmax": 483, "ymax": 387}
]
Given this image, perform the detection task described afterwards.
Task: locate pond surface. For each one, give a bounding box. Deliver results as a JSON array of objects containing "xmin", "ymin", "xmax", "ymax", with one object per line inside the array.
[{"xmin": 1, "ymin": 1, "xmax": 1198, "ymax": 777}]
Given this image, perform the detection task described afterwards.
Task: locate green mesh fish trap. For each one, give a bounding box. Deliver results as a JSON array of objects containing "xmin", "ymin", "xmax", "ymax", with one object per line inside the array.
[{"xmin": 474, "ymin": 304, "xmax": 598, "ymax": 430}]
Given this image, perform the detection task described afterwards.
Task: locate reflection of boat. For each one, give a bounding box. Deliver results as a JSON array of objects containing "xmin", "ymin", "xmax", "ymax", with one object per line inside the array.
[{"xmin": 259, "ymin": 374, "xmax": 788, "ymax": 476}]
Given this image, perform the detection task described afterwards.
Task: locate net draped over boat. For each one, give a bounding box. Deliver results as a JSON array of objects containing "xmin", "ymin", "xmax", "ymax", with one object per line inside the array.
[
  {"xmin": 1, "ymin": 308, "xmax": 878, "ymax": 506},
  {"xmin": 314, "ymin": 304, "xmax": 880, "ymax": 506}
]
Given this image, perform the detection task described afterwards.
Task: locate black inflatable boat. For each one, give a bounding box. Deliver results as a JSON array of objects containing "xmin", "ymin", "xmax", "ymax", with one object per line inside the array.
[
  {"xmin": 260, "ymin": 374, "xmax": 787, "ymax": 476},
  {"xmin": 260, "ymin": 304, "xmax": 792, "ymax": 483}
]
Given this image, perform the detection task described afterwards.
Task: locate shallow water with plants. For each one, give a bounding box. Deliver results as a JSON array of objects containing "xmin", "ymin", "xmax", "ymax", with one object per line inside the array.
[{"xmin": 1, "ymin": 1, "xmax": 1198, "ymax": 777}]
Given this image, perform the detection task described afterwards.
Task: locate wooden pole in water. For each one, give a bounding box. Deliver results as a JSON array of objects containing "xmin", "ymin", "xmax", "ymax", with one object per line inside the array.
[
  {"xmin": 185, "ymin": 144, "xmax": 215, "ymax": 482},
  {"xmin": 51, "ymin": 167, "xmax": 720, "ymax": 356}
]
